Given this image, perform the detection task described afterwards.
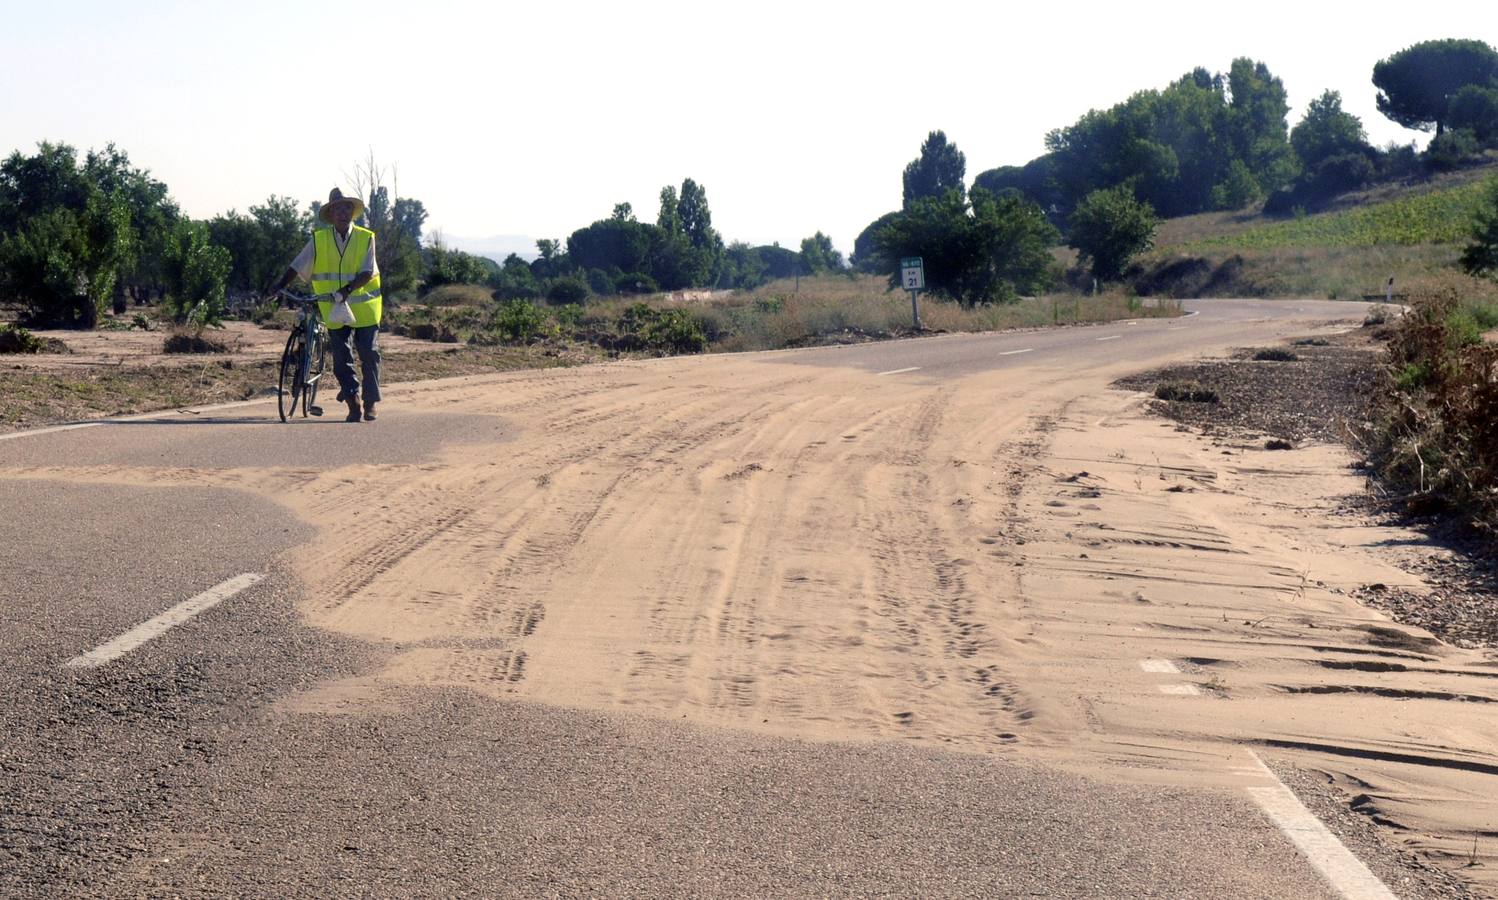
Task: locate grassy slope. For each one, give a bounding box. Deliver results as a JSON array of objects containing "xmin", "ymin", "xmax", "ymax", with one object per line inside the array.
[{"xmin": 1141, "ymin": 161, "xmax": 1498, "ymax": 299}]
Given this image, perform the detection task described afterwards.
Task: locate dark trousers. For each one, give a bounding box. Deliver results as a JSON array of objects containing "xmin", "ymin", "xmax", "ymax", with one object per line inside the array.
[{"xmin": 330, "ymin": 323, "xmax": 381, "ymax": 405}]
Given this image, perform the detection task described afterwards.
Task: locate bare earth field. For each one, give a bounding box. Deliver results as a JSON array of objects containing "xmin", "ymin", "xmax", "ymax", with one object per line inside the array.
[
  {"xmin": 0, "ymin": 321, "xmax": 598, "ymax": 430},
  {"xmin": 5, "ymin": 313, "xmax": 1495, "ymax": 895}
]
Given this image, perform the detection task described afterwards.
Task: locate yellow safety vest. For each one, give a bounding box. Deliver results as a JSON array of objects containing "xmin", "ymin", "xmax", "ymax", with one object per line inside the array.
[{"xmin": 311, "ymin": 225, "xmax": 382, "ymax": 330}]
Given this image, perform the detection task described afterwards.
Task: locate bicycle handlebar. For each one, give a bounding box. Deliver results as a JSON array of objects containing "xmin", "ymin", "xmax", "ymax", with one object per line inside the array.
[{"xmin": 275, "ymin": 289, "xmax": 334, "ymax": 304}]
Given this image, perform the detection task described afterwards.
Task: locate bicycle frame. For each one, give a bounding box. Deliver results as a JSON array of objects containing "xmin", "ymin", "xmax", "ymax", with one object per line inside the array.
[{"xmin": 276, "ymin": 290, "xmax": 330, "ymax": 422}]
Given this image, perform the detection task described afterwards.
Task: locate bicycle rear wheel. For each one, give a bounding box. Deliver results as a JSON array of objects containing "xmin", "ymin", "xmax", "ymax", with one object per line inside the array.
[{"xmin": 278, "ymin": 328, "xmax": 304, "ymax": 422}]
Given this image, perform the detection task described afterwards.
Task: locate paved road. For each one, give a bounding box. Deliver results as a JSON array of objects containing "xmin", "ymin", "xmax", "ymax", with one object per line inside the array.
[{"xmin": 1, "ymin": 299, "xmax": 1438, "ymax": 898}]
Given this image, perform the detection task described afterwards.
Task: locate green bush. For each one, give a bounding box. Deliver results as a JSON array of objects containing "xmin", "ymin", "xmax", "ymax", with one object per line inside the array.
[
  {"xmin": 615, "ymin": 272, "xmax": 658, "ymax": 295},
  {"xmin": 1392, "ymin": 361, "xmax": 1430, "ymax": 390},
  {"xmin": 162, "ymin": 220, "xmax": 230, "ymax": 327},
  {"xmin": 545, "ymin": 276, "xmax": 589, "ymax": 305},
  {"xmin": 1424, "ymin": 129, "xmax": 1480, "ymax": 172},
  {"xmin": 0, "ymin": 323, "xmax": 46, "ymax": 353},
  {"xmin": 643, "ymin": 308, "xmax": 708, "ymax": 354},
  {"xmin": 492, "ymin": 298, "xmax": 547, "ymax": 342}
]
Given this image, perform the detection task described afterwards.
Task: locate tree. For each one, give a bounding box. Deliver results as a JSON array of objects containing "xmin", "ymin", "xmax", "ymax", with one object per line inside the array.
[
  {"xmin": 721, "ymin": 242, "xmax": 769, "ymax": 290},
  {"xmin": 650, "ymin": 178, "xmax": 723, "ymax": 288},
  {"xmin": 1447, "ymin": 85, "xmax": 1498, "ymax": 145},
  {"xmin": 567, "ymin": 214, "xmax": 652, "ymax": 274},
  {"xmin": 161, "ymin": 219, "xmax": 230, "ymax": 326},
  {"xmin": 875, "ymin": 187, "xmax": 1057, "ymax": 306},
  {"xmin": 1460, "ymin": 178, "xmax": 1498, "ymax": 278},
  {"xmin": 656, "ymin": 186, "xmax": 680, "ymax": 236},
  {"xmin": 902, "ymin": 130, "xmax": 966, "ymax": 208},
  {"xmin": 1067, "ymin": 186, "xmax": 1158, "ymax": 283},
  {"xmin": 972, "ymin": 156, "xmax": 1062, "ymax": 221},
  {"xmin": 851, "ymin": 212, "xmax": 900, "ymax": 273},
  {"xmin": 799, "ymin": 231, "xmax": 844, "ymax": 274},
  {"xmin": 1224, "ymin": 58, "xmax": 1295, "ymax": 195},
  {"xmin": 346, "ymin": 151, "xmax": 425, "ymax": 296},
  {"xmin": 208, "ymin": 195, "xmax": 311, "ymax": 295},
  {"xmin": 0, "ymin": 142, "xmax": 142, "ymax": 326},
  {"xmin": 82, "ymin": 144, "xmax": 178, "ymax": 309},
  {"xmin": 1373, "ymin": 39, "xmax": 1498, "ymax": 135},
  {"xmin": 421, "ymin": 233, "xmax": 492, "ymax": 290},
  {"xmin": 494, "ymin": 253, "xmax": 540, "ymax": 299},
  {"xmin": 1291, "ymin": 90, "xmax": 1371, "ymax": 169}
]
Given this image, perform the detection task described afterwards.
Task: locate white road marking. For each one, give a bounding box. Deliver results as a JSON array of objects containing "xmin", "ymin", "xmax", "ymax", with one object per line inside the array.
[
  {"xmin": 875, "ymin": 366, "xmax": 921, "ymax": 376},
  {"xmin": 1140, "ymin": 658, "xmax": 1181, "ymax": 673},
  {"xmin": 0, "ymin": 396, "xmax": 277, "ymax": 443},
  {"xmin": 1158, "ymin": 684, "xmax": 1201, "ymax": 695},
  {"xmin": 1096, "ymin": 335, "xmax": 1122, "ymax": 342},
  {"xmin": 0, "ymin": 422, "xmax": 101, "ymax": 442},
  {"xmin": 999, "ymin": 348, "xmax": 1034, "ymax": 356},
  {"xmin": 1245, "ymin": 752, "xmax": 1398, "ymax": 900},
  {"xmin": 64, "ymin": 573, "xmax": 264, "ymax": 668}
]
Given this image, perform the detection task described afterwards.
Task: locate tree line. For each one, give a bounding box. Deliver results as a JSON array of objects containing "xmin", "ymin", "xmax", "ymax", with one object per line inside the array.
[
  {"xmin": 0, "ymin": 140, "xmax": 849, "ymax": 329},
  {"xmin": 857, "ymin": 38, "xmax": 1498, "ymax": 304}
]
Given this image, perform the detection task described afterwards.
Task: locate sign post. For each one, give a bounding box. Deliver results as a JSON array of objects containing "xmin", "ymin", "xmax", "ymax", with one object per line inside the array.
[{"xmin": 900, "ymin": 256, "xmax": 925, "ymax": 330}]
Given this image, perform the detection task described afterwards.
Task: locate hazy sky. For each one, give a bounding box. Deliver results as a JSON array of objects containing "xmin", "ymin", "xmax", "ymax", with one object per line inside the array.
[{"xmin": 1, "ymin": 1, "xmax": 1491, "ymax": 258}]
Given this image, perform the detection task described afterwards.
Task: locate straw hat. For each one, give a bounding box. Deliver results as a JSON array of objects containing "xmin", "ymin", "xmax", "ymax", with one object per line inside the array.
[{"xmin": 319, "ymin": 187, "xmax": 365, "ymax": 223}]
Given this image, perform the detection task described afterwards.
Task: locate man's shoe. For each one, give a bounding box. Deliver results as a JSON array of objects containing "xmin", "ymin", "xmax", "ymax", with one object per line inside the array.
[
  {"xmin": 363, "ymin": 401, "xmax": 378, "ymax": 422},
  {"xmin": 345, "ymin": 399, "xmax": 362, "ymax": 422},
  {"xmin": 335, "ymin": 389, "xmax": 348, "ymax": 403}
]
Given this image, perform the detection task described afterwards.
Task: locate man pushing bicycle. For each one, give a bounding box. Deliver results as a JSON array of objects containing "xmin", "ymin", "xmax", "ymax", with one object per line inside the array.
[{"xmin": 266, "ymin": 187, "xmax": 383, "ymax": 422}]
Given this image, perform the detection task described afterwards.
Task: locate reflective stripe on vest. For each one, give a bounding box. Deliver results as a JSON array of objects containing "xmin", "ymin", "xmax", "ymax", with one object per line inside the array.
[{"xmin": 311, "ymin": 225, "xmax": 383, "ymax": 330}]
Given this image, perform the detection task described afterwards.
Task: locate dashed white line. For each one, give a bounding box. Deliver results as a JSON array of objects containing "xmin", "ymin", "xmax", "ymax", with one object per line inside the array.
[
  {"xmin": 1245, "ymin": 752, "xmax": 1398, "ymax": 899},
  {"xmin": 875, "ymin": 366, "xmax": 921, "ymax": 376},
  {"xmin": 1096, "ymin": 335, "xmax": 1122, "ymax": 342},
  {"xmin": 999, "ymin": 348, "xmax": 1034, "ymax": 356},
  {"xmin": 64, "ymin": 573, "xmax": 264, "ymax": 668},
  {"xmin": 1140, "ymin": 658, "xmax": 1181, "ymax": 673}
]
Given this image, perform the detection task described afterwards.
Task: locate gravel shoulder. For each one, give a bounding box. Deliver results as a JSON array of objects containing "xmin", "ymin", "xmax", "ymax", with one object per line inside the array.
[{"xmin": 1114, "ymin": 325, "xmax": 1497, "ymax": 653}]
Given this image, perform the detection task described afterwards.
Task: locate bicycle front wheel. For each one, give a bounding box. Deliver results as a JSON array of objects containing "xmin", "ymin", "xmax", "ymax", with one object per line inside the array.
[
  {"xmin": 278, "ymin": 329, "xmax": 304, "ymax": 422},
  {"xmin": 303, "ymin": 325, "xmax": 327, "ymax": 416}
]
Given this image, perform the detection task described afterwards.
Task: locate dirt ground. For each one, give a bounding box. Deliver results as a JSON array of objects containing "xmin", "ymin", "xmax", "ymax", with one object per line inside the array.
[{"xmin": 13, "ymin": 320, "xmax": 435, "ymax": 372}]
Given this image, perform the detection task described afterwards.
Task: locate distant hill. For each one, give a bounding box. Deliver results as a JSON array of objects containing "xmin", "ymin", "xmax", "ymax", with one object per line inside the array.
[{"xmin": 445, "ymin": 234, "xmax": 538, "ymax": 264}]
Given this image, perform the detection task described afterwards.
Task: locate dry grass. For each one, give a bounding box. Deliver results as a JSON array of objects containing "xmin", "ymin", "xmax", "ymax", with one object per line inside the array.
[
  {"xmin": 693, "ymin": 275, "xmax": 1181, "ymax": 353},
  {"xmin": 421, "ymin": 284, "xmax": 495, "ymax": 307},
  {"xmin": 1358, "ymin": 278, "xmax": 1498, "ymax": 537}
]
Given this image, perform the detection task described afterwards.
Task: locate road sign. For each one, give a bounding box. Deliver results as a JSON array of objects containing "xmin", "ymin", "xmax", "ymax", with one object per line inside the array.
[{"xmin": 900, "ymin": 257, "xmax": 925, "ymax": 291}]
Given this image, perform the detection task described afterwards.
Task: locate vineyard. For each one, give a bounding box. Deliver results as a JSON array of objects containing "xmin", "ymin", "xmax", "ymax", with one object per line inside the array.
[{"xmin": 1179, "ymin": 179, "xmax": 1492, "ymax": 252}]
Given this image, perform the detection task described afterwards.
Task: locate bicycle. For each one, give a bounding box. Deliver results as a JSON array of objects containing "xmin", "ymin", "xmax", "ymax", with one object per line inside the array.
[{"xmin": 274, "ymin": 290, "xmax": 331, "ymax": 422}]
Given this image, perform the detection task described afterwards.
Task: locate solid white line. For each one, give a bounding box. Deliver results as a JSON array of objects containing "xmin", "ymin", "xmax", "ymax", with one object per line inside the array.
[
  {"xmin": 875, "ymin": 366, "xmax": 921, "ymax": 376},
  {"xmin": 1158, "ymin": 684, "xmax": 1201, "ymax": 695},
  {"xmin": 0, "ymin": 422, "xmax": 101, "ymax": 442},
  {"xmin": 0, "ymin": 395, "xmax": 276, "ymax": 443},
  {"xmin": 1245, "ymin": 752, "xmax": 1397, "ymax": 899},
  {"xmin": 999, "ymin": 348, "xmax": 1034, "ymax": 356},
  {"xmin": 1096, "ymin": 335, "xmax": 1122, "ymax": 342},
  {"xmin": 64, "ymin": 573, "xmax": 264, "ymax": 668},
  {"xmin": 1140, "ymin": 658, "xmax": 1181, "ymax": 673}
]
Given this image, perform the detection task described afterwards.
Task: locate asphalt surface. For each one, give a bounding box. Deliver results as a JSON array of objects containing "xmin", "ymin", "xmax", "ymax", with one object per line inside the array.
[{"xmin": 2, "ymin": 298, "xmax": 1430, "ymax": 898}]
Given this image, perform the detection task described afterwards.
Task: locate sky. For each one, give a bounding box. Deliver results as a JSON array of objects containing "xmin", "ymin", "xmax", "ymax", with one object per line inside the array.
[{"xmin": 1, "ymin": 0, "xmax": 1492, "ymax": 260}]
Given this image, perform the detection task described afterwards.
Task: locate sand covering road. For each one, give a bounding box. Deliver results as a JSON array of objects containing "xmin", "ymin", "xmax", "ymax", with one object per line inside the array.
[
  {"xmin": 284, "ymin": 337, "xmax": 1493, "ymax": 890},
  {"xmin": 15, "ymin": 313, "xmax": 1495, "ymax": 890}
]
